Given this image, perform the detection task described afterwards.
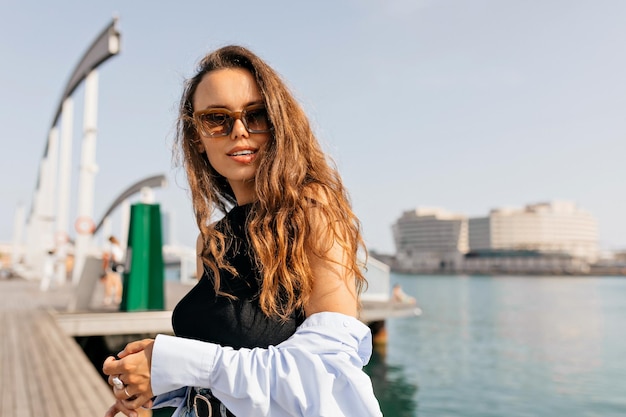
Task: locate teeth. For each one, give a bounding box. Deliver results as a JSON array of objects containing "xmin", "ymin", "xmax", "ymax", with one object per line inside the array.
[{"xmin": 230, "ymin": 150, "xmax": 254, "ymax": 156}]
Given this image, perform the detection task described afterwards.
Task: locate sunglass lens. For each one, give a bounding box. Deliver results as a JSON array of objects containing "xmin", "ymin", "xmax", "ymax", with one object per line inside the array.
[
  {"xmin": 245, "ymin": 108, "xmax": 269, "ymax": 132},
  {"xmin": 201, "ymin": 112, "xmax": 233, "ymax": 136}
]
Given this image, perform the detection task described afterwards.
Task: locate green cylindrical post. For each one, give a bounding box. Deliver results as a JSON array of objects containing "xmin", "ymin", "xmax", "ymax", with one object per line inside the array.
[{"xmin": 120, "ymin": 203, "xmax": 165, "ymax": 311}]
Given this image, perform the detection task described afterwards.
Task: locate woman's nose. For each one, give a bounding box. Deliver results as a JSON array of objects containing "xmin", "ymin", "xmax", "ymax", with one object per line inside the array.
[{"xmin": 230, "ymin": 118, "xmax": 249, "ymax": 139}]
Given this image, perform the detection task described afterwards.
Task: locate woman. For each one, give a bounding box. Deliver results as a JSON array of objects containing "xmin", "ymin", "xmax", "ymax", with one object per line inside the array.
[{"xmin": 103, "ymin": 45, "xmax": 382, "ymax": 417}]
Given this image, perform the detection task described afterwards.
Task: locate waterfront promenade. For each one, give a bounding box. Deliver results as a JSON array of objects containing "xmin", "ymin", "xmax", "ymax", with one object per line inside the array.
[{"xmin": 0, "ymin": 277, "xmax": 114, "ymax": 417}]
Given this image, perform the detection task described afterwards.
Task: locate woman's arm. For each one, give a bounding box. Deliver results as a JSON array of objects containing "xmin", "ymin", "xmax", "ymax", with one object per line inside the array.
[
  {"xmin": 104, "ymin": 312, "xmax": 381, "ymax": 417},
  {"xmin": 303, "ymin": 197, "xmax": 360, "ymax": 318},
  {"xmin": 151, "ymin": 312, "xmax": 382, "ymax": 417},
  {"xmin": 304, "ymin": 238, "xmax": 358, "ymax": 317}
]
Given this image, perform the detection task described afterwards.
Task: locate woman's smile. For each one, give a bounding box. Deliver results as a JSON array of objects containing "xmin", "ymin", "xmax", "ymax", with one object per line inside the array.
[{"xmin": 227, "ymin": 146, "xmax": 259, "ymax": 164}]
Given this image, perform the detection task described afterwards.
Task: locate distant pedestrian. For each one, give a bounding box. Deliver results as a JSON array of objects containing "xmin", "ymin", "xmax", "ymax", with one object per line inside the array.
[
  {"xmin": 39, "ymin": 249, "xmax": 56, "ymax": 291},
  {"xmin": 101, "ymin": 236, "xmax": 124, "ymax": 305},
  {"xmin": 392, "ymin": 283, "xmax": 416, "ymax": 304}
]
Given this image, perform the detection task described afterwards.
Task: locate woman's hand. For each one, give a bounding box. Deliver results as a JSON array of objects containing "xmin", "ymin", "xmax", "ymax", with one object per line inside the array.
[
  {"xmin": 102, "ymin": 339, "xmax": 155, "ymax": 416},
  {"xmin": 103, "ymin": 398, "xmax": 153, "ymax": 417}
]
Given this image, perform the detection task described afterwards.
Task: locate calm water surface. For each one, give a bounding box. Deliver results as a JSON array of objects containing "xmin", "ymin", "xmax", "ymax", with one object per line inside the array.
[{"xmin": 364, "ymin": 274, "xmax": 626, "ymax": 417}]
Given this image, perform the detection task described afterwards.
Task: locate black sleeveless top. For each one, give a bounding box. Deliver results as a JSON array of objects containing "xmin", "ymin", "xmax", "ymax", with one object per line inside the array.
[{"xmin": 172, "ymin": 203, "xmax": 304, "ymax": 349}]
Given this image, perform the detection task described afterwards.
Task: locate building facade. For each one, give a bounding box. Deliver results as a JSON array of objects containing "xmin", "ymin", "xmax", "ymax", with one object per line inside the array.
[
  {"xmin": 469, "ymin": 202, "xmax": 598, "ymax": 258},
  {"xmin": 464, "ymin": 201, "xmax": 598, "ymax": 274},
  {"xmin": 393, "ymin": 201, "xmax": 599, "ymax": 274},
  {"xmin": 392, "ymin": 207, "xmax": 468, "ymax": 273}
]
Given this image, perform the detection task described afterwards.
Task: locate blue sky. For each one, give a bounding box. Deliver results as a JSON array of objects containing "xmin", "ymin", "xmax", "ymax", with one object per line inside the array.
[{"xmin": 1, "ymin": 0, "xmax": 625, "ymax": 254}]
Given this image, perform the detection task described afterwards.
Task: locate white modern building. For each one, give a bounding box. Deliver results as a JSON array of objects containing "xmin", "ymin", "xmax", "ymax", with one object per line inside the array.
[
  {"xmin": 464, "ymin": 201, "xmax": 599, "ymax": 274},
  {"xmin": 469, "ymin": 201, "xmax": 597, "ymax": 258},
  {"xmin": 392, "ymin": 201, "xmax": 600, "ymax": 274},
  {"xmin": 392, "ymin": 207, "xmax": 468, "ymax": 272}
]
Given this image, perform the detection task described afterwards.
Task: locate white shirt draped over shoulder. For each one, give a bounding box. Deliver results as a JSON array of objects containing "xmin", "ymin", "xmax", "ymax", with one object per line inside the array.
[{"xmin": 151, "ymin": 311, "xmax": 383, "ymax": 417}]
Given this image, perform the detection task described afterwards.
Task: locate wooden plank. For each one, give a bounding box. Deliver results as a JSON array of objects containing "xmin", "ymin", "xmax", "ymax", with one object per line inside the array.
[
  {"xmin": 35, "ymin": 311, "xmax": 115, "ymax": 416},
  {"xmin": 1, "ymin": 311, "xmax": 16, "ymax": 417},
  {"xmin": 55, "ymin": 310, "xmax": 174, "ymax": 336},
  {"xmin": 360, "ymin": 300, "xmax": 422, "ymax": 322},
  {"xmin": 21, "ymin": 311, "xmax": 52, "ymax": 417},
  {"xmin": 55, "ymin": 301, "xmax": 417, "ymax": 337},
  {"xmin": 46, "ymin": 310, "xmax": 115, "ymax": 413},
  {"xmin": 10, "ymin": 310, "xmax": 32, "ymax": 417},
  {"xmin": 0, "ymin": 279, "xmax": 115, "ymax": 417},
  {"xmin": 52, "ymin": 315, "xmax": 116, "ymax": 413},
  {"xmin": 31, "ymin": 310, "xmax": 75, "ymax": 417}
]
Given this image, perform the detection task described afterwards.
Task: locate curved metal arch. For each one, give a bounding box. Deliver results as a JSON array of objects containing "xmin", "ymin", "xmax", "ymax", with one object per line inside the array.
[
  {"xmin": 53, "ymin": 18, "xmax": 121, "ymax": 132},
  {"xmin": 42, "ymin": 17, "xmax": 121, "ymax": 158},
  {"xmin": 32, "ymin": 17, "xmax": 121, "ymax": 216},
  {"xmin": 94, "ymin": 174, "xmax": 168, "ymax": 234}
]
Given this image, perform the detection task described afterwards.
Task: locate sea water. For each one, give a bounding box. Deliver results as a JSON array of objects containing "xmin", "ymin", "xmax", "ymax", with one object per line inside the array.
[{"xmin": 365, "ymin": 274, "xmax": 626, "ymax": 417}]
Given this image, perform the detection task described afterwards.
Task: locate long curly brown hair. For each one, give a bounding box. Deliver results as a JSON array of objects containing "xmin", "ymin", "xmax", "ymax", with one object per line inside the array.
[{"xmin": 175, "ymin": 45, "xmax": 366, "ymax": 319}]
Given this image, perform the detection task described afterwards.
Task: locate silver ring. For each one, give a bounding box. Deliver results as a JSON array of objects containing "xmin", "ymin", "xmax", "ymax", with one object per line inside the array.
[
  {"xmin": 112, "ymin": 376, "xmax": 124, "ymax": 390},
  {"xmin": 124, "ymin": 387, "xmax": 132, "ymax": 399}
]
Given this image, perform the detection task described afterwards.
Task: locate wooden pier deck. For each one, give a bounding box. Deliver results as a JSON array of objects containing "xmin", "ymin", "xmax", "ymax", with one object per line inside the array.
[{"xmin": 0, "ymin": 278, "xmax": 115, "ymax": 417}]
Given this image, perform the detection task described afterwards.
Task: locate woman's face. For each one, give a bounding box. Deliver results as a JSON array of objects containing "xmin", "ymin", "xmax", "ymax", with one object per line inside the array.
[{"xmin": 192, "ymin": 68, "xmax": 271, "ymax": 205}]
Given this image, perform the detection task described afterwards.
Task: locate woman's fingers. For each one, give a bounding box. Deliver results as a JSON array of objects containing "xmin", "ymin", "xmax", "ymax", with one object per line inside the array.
[
  {"xmin": 140, "ymin": 398, "xmax": 154, "ymax": 409},
  {"xmin": 104, "ymin": 400, "xmax": 139, "ymax": 417},
  {"xmin": 103, "ymin": 403, "xmax": 119, "ymax": 417},
  {"xmin": 117, "ymin": 338, "xmax": 154, "ymax": 358},
  {"xmin": 109, "ymin": 386, "xmax": 150, "ymax": 416},
  {"xmin": 103, "ymin": 355, "xmax": 121, "ymax": 376},
  {"xmin": 122, "ymin": 395, "xmax": 151, "ymax": 411}
]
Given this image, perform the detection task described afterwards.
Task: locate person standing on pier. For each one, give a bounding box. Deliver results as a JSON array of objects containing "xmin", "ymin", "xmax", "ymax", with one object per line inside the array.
[
  {"xmin": 392, "ymin": 283, "xmax": 416, "ymax": 304},
  {"xmin": 101, "ymin": 235, "xmax": 124, "ymax": 306},
  {"xmin": 39, "ymin": 249, "xmax": 56, "ymax": 291},
  {"xmin": 102, "ymin": 45, "xmax": 382, "ymax": 417}
]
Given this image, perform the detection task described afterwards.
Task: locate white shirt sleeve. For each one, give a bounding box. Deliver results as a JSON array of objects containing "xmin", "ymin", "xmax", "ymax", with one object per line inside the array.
[{"xmin": 151, "ymin": 311, "xmax": 383, "ymax": 417}]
